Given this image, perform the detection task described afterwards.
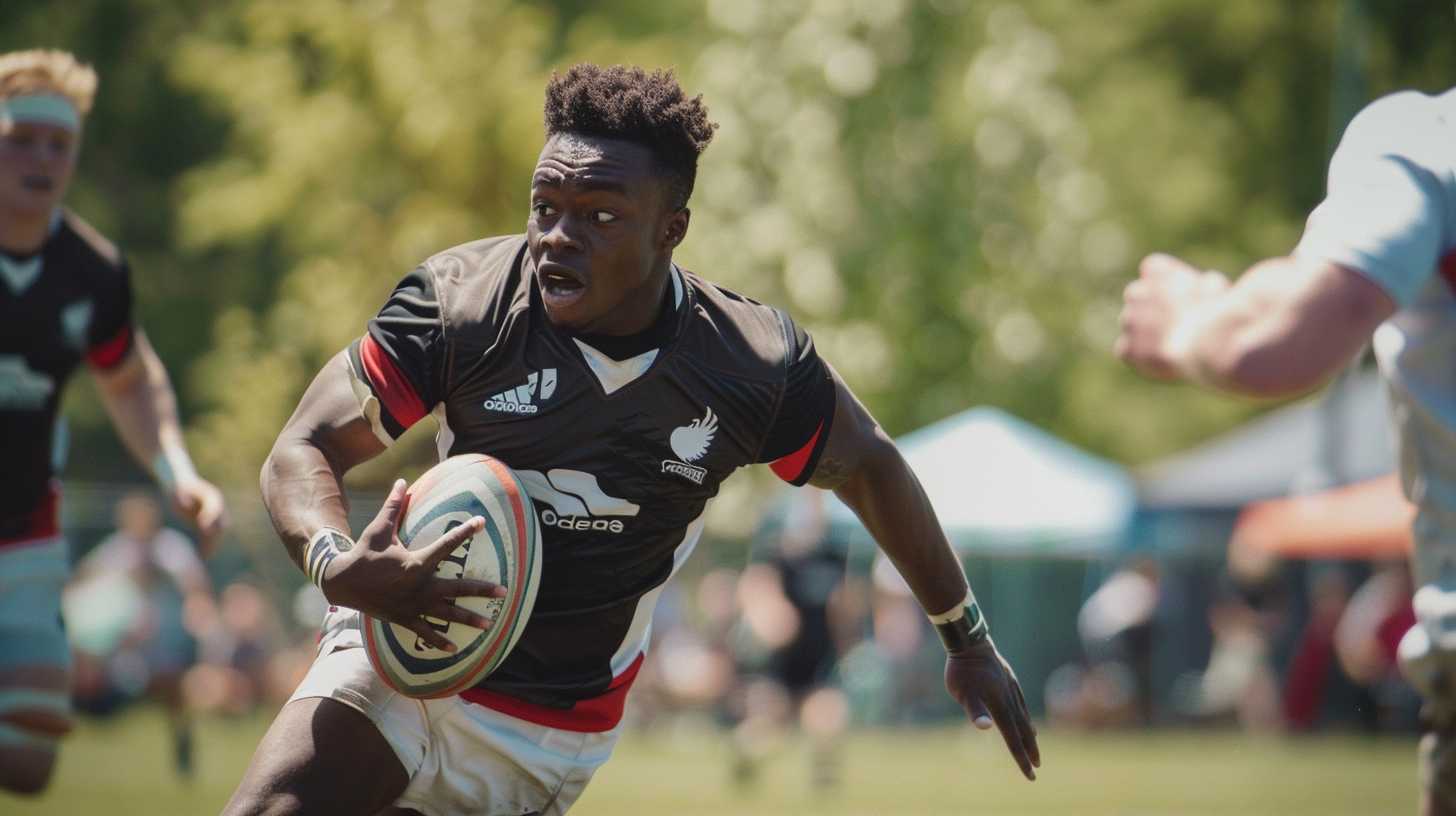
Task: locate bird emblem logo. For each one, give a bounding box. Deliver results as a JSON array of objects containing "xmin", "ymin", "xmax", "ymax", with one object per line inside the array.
[
  {"xmin": 670, "ymin": 407, "xmax": 718, "ymax": 462},
  {"xmin": 663, "ymin": 407, "xmax": 717, "ymax": 484}
]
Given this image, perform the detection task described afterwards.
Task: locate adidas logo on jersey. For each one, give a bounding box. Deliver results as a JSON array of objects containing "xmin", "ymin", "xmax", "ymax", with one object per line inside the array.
[
  {"xmin": 483, "ymin": 368, "xmax": 557, "ymax": 415},
  {"xmin": 663, "ymin": 406, "xmax": 717, "ymax": 485}
]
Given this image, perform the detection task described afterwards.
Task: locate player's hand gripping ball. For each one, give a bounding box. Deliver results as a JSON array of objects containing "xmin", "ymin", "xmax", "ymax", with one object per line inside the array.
[{"xmin": 362, "ymin": 454, "xmax": 542, "ymax": 698}]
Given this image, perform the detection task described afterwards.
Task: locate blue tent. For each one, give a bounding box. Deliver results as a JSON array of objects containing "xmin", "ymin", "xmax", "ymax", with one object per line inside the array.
[{"xmin": 821, "ymin": 406, "xmax": 1136, "ymax": 557}]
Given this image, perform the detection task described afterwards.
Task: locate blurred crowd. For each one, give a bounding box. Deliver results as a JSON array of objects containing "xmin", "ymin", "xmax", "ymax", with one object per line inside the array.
[
  {"xmin": 62, "ymin": 491, "xmax": 320, "ymax": 777},
  {"xmin": 62, "ymin": 486, "xmax": 1421, "ymax": 783},
  {"xmin": 1046, "ymin": 546, "xmax": 1418, "ymax": 735}
]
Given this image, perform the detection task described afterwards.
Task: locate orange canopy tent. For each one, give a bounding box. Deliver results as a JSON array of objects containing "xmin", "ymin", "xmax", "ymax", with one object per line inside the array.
[{"xmin": 1230, "ymin": 474, "xmax": 1414, "ymax": 559}]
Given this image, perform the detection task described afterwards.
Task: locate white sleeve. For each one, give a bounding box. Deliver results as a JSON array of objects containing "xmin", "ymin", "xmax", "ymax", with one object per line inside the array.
[{"xmin": 1294, "ymin": 93, "xmax": 1448, "ymax": 307}]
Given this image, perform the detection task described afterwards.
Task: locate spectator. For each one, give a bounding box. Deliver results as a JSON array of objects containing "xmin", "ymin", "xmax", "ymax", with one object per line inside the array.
[{"xmin": 67, "ymin": 491, "xmax": 214, "ymax": 778}]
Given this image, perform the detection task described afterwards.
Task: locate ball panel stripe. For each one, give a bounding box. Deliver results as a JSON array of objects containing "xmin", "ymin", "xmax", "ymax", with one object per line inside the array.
[
  {"xmin": 471, "ymin": 492, "xmax": 526, "ymax": 672},
  {"xmin": 479, "ymin": 458, "xmax": 533, "ymax": 667},
  {"xmin": 495, "ymin": 469, "xmax": 539, "ymax": 665}
]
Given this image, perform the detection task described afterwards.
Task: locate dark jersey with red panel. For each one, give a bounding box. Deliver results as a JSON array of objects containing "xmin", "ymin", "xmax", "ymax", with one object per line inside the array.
[
  {"xmin": 0, "ymin": 209, "xmax": 134, "ymax": 546},
  {"xmin": 347, "ymin": 234, "xmax": 834, "ymax": 729}
]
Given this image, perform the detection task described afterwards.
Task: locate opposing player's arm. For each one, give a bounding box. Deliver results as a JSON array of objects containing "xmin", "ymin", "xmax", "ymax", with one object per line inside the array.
[
  {"xmin": 91, "ymin": 328, "xmax": 227, "ymax": 550},
  {"xmin": 1119, "ymin": 254, "xmax": 1396, "ymax": 398},
  {"xmin": 1121, "ymin": 103, "xmax": 1443, "ymax": 398}
]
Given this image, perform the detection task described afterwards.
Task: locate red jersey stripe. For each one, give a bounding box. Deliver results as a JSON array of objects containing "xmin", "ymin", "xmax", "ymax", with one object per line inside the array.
[
  {"xmin": 461, "ymin": 653, "xmax": 646, "ymax": 733},
  {"xmin": 0, "ymin": 483, "xmax": 60, "ymax": 549},
  {"xmin": 85, "ymin": 323, "xmax": 134, "ymax": 370},
  {"xmin": 770, "ymin": 421, "xmax": 825, "ymax": 483},
  {"xmin": 359, "ymin": 334, "xmax": 427, "ymax": 428},
  {"xmin": 1440, "ymin": 250, "xmax": 1456, "ymax": 293}
]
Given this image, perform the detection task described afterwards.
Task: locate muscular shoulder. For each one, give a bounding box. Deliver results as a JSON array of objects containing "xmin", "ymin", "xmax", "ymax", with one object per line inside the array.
[
  {"xmin": 678, "ymin": 271, "xmax": 800, "ymax": 383},
  {"xmin": 419, "ymin": 234, "xmax": 530, "ymax": 337}
]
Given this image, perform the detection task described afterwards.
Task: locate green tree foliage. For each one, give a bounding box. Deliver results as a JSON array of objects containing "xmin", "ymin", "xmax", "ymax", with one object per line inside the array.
[
  {"xmin": 7, "ymin": 0, "xmax": 1455, "ymax": 496},
  {"xmin": 1, "ymin": 0, "xmax": 228, "ymax": 479}
]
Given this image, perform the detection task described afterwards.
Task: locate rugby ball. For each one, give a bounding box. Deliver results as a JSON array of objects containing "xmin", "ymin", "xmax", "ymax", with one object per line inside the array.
[{"xmin": 362, "ymin": 453, "xmax": 541, "ymax": 699}]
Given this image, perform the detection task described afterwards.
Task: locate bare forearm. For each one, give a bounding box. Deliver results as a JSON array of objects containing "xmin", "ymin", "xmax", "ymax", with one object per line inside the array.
[
  {"xmin": 260, "ymin": 439, "xmax": 354, "ymax": 569},
  {"xmin": 1167, "ymin": 257, "xmax": 1381, "ymax": 398},
  {"xmin": 830, "ymin": 435, "xmax": 968, "ymax": 616},
  {"xmin": 261, "ymin": 351, "xmax": 388, "ymax": 568},
  {"xmin": 95, "ymin": 332, "xmax": 193, "ymax": 479}
]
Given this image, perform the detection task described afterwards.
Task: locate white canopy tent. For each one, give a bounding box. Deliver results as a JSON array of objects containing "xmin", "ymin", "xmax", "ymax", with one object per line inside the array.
[
  {"xmin": 819, "ymin": 406, "xmax": 1137, "ymax": 557},
  {"xmin": 1137, "ymin": 370, "xmax": 1396, "ymax": 509}
]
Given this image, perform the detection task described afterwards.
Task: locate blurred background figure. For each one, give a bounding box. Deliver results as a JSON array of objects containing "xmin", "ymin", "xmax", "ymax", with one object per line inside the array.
[
  {"xmin": 180, "ymin": 579, "xmax": 306, "ymax": 718},
  {"xmin": 727, "ymin": 489, "xmax": 857, "ymax": 791},
  {"xmin": 1280, "ymin": 567, "xmax": 1355, "ymax": 732},
  {"xmin": 1335, "ymin": 560, "xmax": 1418, "ymax": 731},
  {"xmin": 1076, "ymin": 557, "xmax": 1161, "ymax": 726},
  {"xmin": 1047, "ymin": 557, "xmax": 1162, "ymax": 730},
  {"xmin": 65, "ymin": 491, "xmax": 215, "ymax": 778}
]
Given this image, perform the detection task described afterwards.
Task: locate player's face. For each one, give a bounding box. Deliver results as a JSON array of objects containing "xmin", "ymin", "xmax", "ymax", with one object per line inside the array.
[
  {"xmin": 527, "ymin": 133, "xmax": 685, "ymax": 335},
  {"xmin": 0, "ymin": 120, "xmax": 80, "ymax": 218}
]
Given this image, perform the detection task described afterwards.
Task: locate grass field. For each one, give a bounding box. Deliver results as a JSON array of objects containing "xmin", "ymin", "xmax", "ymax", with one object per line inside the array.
[{"xmin": 5, "ymin": 707, "xmax": 1416, "ymax": 815}]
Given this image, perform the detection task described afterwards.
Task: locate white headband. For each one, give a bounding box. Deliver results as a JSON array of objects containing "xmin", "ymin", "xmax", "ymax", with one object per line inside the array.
[{"xmin": 0, "ymin": 94, "xmax": 81, "ymax": 131}]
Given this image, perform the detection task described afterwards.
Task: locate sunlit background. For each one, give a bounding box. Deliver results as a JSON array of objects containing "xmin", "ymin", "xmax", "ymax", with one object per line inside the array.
[{"xmin": 6, "ymin": 0, "xmax": 1455, "ymax": 813}]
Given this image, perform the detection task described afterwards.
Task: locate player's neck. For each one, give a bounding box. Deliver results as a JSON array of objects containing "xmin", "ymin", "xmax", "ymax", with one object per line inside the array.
[
  {"xmin": 0, "ymin": 208, "xmax": 54, "ymax": 256},
  {"xmin": 577, "ymin": 273, "xmax": 677, "ymax": 361},
  {"xmin": 589, "ymin": 263, "xmax": 673, "ymax": 337}
]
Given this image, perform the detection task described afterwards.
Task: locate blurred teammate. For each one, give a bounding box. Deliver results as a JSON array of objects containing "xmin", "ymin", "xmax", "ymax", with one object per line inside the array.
[
  {"xmin": 1115, "ymin": 87, "xmax": 1455, "ymax": 814},
  {"xmin": 0, "ymin": 50, "xmax": 226, "ymax": 796},
  {"xmin": 227, "ymin": 64, "xmax": 1038, "ymax": 815}
]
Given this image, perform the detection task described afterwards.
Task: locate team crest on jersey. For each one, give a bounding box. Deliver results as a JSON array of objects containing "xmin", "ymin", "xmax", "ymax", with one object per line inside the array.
[
  {"xmin": 0, "ymin": 355, "xmax": 55, "ymax": 409},
  {"xmin": 61, "ymin": 300, "xmax": 93, "ymax": 352},
  {"xmin": 483, "ymin": 368, "xmax": 557, "ymax": 415},
  {"xmin": 663, "ymin": 406, "xmax": 717, "ymax": 485}
]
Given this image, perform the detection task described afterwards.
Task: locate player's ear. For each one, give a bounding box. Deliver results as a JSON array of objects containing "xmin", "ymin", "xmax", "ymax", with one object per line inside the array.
[{"xmin": 662, "ymin": 207, "xmax": 690, "ymax": 251}]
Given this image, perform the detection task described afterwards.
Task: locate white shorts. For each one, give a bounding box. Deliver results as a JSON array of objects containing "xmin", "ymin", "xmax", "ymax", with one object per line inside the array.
[
  {"xmin": 0, "ymin": 537, "xmax": 71, "ymax": 672},
  {"xmin": 290, "ymin": 609, "xmax": 621, "ymax": 816}
]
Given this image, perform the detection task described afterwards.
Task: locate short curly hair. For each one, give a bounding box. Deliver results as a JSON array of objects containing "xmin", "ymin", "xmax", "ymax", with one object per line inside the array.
[
  {"xmin": 0, "ymin": 49, "xmax": 97, "ymax": 115},
  {"xmin": 544, "ymin": 64, "xmax": 716, "ymax": 210}
]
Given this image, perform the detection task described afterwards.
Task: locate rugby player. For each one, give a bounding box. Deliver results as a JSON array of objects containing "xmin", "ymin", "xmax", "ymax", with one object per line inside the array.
[
  {"xmin": 1116, "ymin": 87, "xmax": 1456, "ymax": 814},
  {"xmin": 229, "ymin": 64, "xmax": 1039, "ymax": 815},
  {"xmin": 0, "ymin": 49, "xmax": 227, "ymax": 795}
]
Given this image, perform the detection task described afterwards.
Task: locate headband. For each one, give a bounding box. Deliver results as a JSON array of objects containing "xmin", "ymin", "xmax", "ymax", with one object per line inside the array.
[{"xmin": 0, "ymin": 93, "xmax": 81, "ymax": 131}]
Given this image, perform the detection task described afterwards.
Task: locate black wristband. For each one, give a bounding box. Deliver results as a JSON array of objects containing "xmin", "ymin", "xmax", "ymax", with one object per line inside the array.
[{"xmin": 935, "ymin": 608, "xmax": 990, "ymax": 652}]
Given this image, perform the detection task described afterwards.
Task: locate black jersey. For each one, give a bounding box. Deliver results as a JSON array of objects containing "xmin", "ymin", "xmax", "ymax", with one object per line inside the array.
[
  {"xmin": 0, "ymin": 210, "xmax": 134, "ymax": 545},
  {"xmin": 347, "ymin": 235, "xmax": 836, "ymax": 730}
]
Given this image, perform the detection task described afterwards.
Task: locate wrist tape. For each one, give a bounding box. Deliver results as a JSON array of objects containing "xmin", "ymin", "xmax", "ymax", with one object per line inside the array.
[
  {"xmin": 928, "ymin": 589, "xmax": 990, "ymax": 652},
  {"xmin": 304, "ymin": 527, "xmax": 353, "ymax": 590}
]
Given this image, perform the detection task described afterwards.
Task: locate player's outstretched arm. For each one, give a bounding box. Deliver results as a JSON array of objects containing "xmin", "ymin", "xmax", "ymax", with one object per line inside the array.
[
  {"xmin": 808, "ymin": 367, "xmax": 1040, "ymax": 780},
  {"xmin": 1115, "ymin": 253, "xmax": 1395, "ymax": 398},
  {"xmin": 262, "ymin": 352, "xmax": 504, "ymax": 649},
  {"xmin": 91, "ymin": 328, "xmax": 227, "ymax": 552}
]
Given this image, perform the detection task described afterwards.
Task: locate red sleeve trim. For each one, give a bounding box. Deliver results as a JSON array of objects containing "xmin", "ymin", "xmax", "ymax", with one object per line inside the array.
[
  {"xmin": 359, "ymin": 333, "xmax": 427, "ymax": 428},
  {"xmin": 770, "ymin": 421, "xmax": 825, "ymax": 483},
  {"xmin": 86, "ymin": 323, "xmax": 134, "ymax": 370},
  {"xmin": 1440, "ymin": 250, "xmax": 1456, "ymax": 293},
  {"xmin": 460, "ymin": 653, "xmax": 646, "ymax": 733}
]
